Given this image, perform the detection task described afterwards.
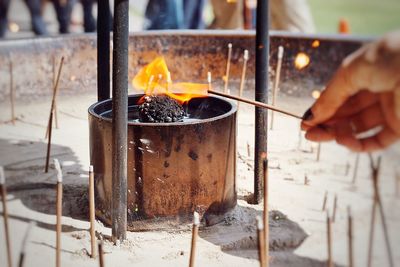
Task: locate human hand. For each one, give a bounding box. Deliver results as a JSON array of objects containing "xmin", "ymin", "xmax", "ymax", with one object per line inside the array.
[{"xmin": 301, "ymin": 31, "xmax": 400, "ymax": 152}]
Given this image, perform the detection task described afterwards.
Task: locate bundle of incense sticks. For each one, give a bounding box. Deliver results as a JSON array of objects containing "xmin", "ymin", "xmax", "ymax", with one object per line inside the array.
[{"xmin": 89, "ymin": 165, "xmax": 96, "ymax": 258}]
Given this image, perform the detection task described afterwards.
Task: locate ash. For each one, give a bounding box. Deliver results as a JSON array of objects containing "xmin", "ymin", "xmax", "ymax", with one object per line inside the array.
[{"xmin": 139, "ymin": 95, "xmax": 185, "ymax": 123}]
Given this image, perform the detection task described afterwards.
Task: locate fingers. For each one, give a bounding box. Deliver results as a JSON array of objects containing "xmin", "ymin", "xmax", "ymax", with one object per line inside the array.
[
  {"xmin": 359, "ymin": 126, "xmax": 400, "ymax": 151},
  {"xmin": 305, "ymin": 103, "xmax": 384, "ymax": 142}
]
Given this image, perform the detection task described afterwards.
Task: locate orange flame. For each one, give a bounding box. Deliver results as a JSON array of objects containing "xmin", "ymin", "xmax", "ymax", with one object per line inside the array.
[
  {"xmin": 294, "ymin": 52, "xmax": 310, "ymax": 70},
  {"xmin": 132, "ymin": 57, "xmax": 208, "ymax": 104}
]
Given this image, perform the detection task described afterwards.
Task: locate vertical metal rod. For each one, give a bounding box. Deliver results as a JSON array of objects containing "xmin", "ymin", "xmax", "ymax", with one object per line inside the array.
[
  {"xmin": 254, "ymin": 0, "xmax": 269, "ymax": 204},
  {"xmin": 111, "ymin": 0, "xmax": 128, "ymax": 243},
  {"xmin": 98, "ymin": 0, "xmax": 111, "ymax": 101}
]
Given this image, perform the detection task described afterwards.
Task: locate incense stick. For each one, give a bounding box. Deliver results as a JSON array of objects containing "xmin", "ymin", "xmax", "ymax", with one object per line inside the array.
[
  {"xmin": 45, "ymin": 57, "xmax": 64, "ymax": 173},
  {"xmin": 327, "ymin": 211, "xmax": 333, "ymax": 267},
  {"xmin": 208, "ymin": 89, "xmax": 302, "ymax": 120},
  {"xmin": 247, "ymin": 142, "xmax": 251, "ymax": 157},
  {"xmin": 18, "ymin": 221, "xmax": 36, "ymax": 267},
  {"xmin": 332, "ymin": 194, "xmax": 338, "ymax": 222},
  {"xmin": 316, "ymin": 143, "xmax": 321, "ymax": 161},
  {"xmin": 189, "ymin": 211, "xmax": 200, "ymax": 267},
  {"xmin": 54, "ymin": 159, "xmax": 63, "ymax": 267},
  {"xmin": 0, "ymin": 166, "xmax": 12, "ymax": 267},
  {"xmin": 207, "ymin": 72, "xmax": 212, "ymax": 92},
  {"xmin": 98, "ymin": 241, "xmax": 104, "ymax": 267},
  {"xmin": 238, "ymin": 50, "xmax": 249, "ymax": 108},
  {"xmin": 322, "ymin": 191, "xmax": 328, "ymax": 211},
  {"xmin": 89, "ymin": 165, "xmax": 96, "ymax": 258},
  {"xmin": 256, "ymin": 216, "xmax": 266, "ymax": 267},
  {"xmin": 352, "ymin": 154, "xmax": 360, "ymax": 184},
  {"xmin": 262, "ymin": 159, "xmax": 269, "ymax": 267},
  {"xmin": 53, "ymin": 56, "xmax": 59, "ymax": 129},
  {"xmin": 270, "ymin": 46, "xmax": 284, "ymax": 130},
  {"xmin": 9, "ymin": 60, "xmax": 15, "ymax": 125},
  {"xmin": 348, "ymin": 207, "xmax": 354, "ymax": 267},
  {"xmin": 224, "ymin": 43, "xmax": 232, "ymax": 94}
]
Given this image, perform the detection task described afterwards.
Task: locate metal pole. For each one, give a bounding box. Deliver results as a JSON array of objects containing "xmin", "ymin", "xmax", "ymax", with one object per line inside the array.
[
  {"xmin": 254, "ymin": 0, "xmax": 269, "ymax": 204},
  {"xmin": 111, "ymin": 0, "xmax": 128, "ymax": 243},
  {"xmin": 97, "ymin": 0, "xmax": 111, "ymax": 101}
]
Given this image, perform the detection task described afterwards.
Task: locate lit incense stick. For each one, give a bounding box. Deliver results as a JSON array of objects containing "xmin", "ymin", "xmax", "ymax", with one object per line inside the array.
[
  {"xmin": 0, "ymin": 166, "xmax": 12, "ymax": 267},
  {"xmin": 89, "ymin": 165, "xmax": 96, "ymax": 258},
  {"xmin": 224, "ymin": 43, "xmax": 232, "ymax": 94},
  {"xmin": 54, "ymin": 159, "xmax": 63, "ymax": 267},
  {"xmin": 256, "ymin": 216, "xmax": 266, "ymax": 267},
  {"xmin": 189, "ymin": 211, "xmax": 200, "ymax": 267},
  {"xmin": 270, "ymin": 46, "xmax": 284, "ymax": 130}
]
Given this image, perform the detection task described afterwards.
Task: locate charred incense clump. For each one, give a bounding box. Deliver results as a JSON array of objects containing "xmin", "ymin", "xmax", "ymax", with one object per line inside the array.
[{"xmin": 139, "ymin": 95, "xmax": 185, "ymax": 123}]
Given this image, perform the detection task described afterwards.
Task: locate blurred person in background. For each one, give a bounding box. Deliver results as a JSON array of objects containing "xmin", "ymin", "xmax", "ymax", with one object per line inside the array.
[
  {"xmin": 209, "ymin": 0, "xmax": 315, "ymax": 32},
  {"xmin": 144, "ymin": 0, "xmax": 205, "ymax": 30},
  {"xmin": 0, "ymin": 0, "xmax": 48, "ymax": 37}
]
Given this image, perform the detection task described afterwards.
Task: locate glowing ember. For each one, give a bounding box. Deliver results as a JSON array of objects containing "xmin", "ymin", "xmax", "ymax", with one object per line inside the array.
[
  {"xmin": 294, "ymin": 52, "xmax": 310, "ymax": 70},
  {"xmin": 311, "ymin": 40, "xmax": 320, "ymax": 48},
  {"xmin": 132, "ymin": 57, "xmax": 208, "ymax": 104},
  {"xmin": 311, "ymin": 90, "xmax": 321, "ymax": 99}
]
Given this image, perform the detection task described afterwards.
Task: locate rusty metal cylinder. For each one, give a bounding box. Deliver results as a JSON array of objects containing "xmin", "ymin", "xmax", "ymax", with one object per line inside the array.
[{"xmin": 89, "ymin": 94, "xmax": 237, "ymax": 228}]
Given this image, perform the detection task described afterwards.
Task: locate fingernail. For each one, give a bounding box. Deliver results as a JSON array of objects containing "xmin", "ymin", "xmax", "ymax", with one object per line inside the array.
[{"xmin": 302, "ymin": 108, "xmax": 314, "ymax": 121}]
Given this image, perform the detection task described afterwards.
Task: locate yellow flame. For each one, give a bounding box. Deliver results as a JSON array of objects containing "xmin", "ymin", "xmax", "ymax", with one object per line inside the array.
[
  {"xmin": 132, "ymin": 57, "xmax": 208, "ymax": 103},
  {"xmin": 9, "ymin": 22, "xmax": 20, "ymax": 33},
  {"xmin": 294, "ymin": 52, "xmax": 310, "ymax": 70}
]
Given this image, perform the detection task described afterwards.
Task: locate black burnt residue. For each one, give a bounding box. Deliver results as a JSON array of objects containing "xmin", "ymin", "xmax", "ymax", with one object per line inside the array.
[
  {"xmin": 164, "ymin": 161, "xmax": 170, "ymax": 168},
  {"xmin": 188, "ymin": 150, "xmax": 198, "ymax": 161},
  {"xmin": 207, "ymin": 153, "xmax": 212, "ymax": 162},
  {"xmin": 139, "ymin": 95, "xmax": 185, "ymax": 123},
  {"xmin": 174, "ymin": 134, "xmax": 184, "ymax": 152}
]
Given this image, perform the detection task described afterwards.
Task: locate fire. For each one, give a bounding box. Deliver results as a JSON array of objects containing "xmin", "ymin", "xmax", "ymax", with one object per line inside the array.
[
  {"xmin": 132, "ymin": 57, "xmax": 208, "ymax": 104},
  {"xmin": 311, "ymin": 90, "xmax": 321, "ymax": 99},
  {"xmin": 294, "ymin": 52, "xmax": 310, "ymax": 70},
  {"xmin": 311, "ymin": 40, "xmax": 320, "ymax": 48}
]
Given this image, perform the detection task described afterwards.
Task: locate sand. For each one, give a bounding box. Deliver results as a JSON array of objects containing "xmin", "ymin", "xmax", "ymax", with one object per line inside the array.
[{"xmin": 0, "ymin": 90, "xmax": 399, "ymax": 267}]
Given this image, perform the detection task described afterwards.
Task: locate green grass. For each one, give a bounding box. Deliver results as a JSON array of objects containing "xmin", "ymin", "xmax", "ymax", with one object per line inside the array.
[{"xmin": 308, "ymin": 0, "xmax": 400, "ymax": 36}]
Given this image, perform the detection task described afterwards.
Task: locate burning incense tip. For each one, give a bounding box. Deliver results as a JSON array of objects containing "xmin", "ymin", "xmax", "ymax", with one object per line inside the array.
[
  {"xmin": 207, "ymin": 72, "xmax": 212, "ymax": 83},
  {"xmin": 0, "ymin": 166, "xmax": 5, "ymax": 185},
  {"xmin": 54, "ymin": 159, "xmax": 63, "ymax": 183},
  {"xmin": 228, "ymin": 43, "xmax": 232, "ymax": 49},
  {"xmin": 256, "ymin": 216, "xmax": 264, "ymax": 230},
  {"xmin": 244, "ymin": 50, "xmax": 249, "ymax": 60},
  {"xmin": 193, "ymin": 211, "xmax": 200, "ymax": 225},
  {"xmin": 89, "ymin": 165, "xmax": 94, "ymax": 173},
  {"xmin": 278, "ymin": 46, "xmax": 284, "ymax": 59}
]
